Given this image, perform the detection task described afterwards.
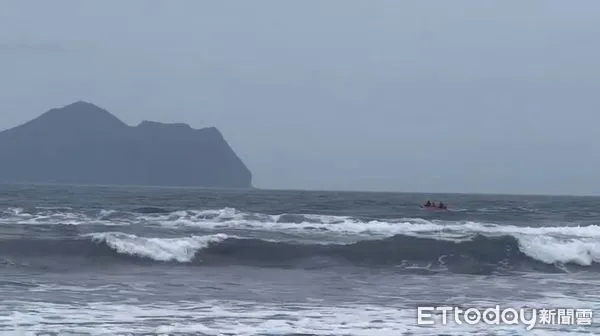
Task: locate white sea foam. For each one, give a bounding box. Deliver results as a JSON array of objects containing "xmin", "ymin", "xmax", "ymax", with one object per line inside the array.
[
  {"xmin": 85, "ymin": 232, "xmax": 229, "ymax": 262},
  {"xmin": 4, "ymin": 207, "xmax": 600, "ymax": 266},
  {"xmin": 0, "ymin": 299, "xmax": 587, "ymax": 336},
  {"xmin": 517, "ymin": 235, "xmax": 600, "ymax": 266},
  {"xmin": 153, "ymin": 209, "xmax": 600, "ymax": 266},
  {"xmin": 3, "ymin": 206, "xmax": 600, "ymax": 239},
  {"xmin": 0, "ymin": 207, "xmax": 128, "ymax": 226},
  {"xmin": 146, "ymin": 208, "xmax": 600, "ymax": 239}
]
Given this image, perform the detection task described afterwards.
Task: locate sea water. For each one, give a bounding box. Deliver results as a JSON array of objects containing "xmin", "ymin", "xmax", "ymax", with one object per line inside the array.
[{"xmin": 0, "ymin": 185, "xmax": 598, "ymax": 335}]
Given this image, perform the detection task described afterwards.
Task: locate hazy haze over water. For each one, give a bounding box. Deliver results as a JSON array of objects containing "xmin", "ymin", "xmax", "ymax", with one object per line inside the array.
[{"xmin": 1, "ymin": 1, "xmax": 599, "ymax": 195}]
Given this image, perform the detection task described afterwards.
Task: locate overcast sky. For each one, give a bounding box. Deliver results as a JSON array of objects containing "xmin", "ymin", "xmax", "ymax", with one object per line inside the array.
[{"xmin": 1, "ymin": 1, "xmax": 599, "ymax": 195}]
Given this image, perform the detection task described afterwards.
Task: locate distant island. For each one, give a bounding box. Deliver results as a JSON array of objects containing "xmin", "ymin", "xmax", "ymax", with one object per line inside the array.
[{"xmin": 0, "ymin": 101, "xmax": 253, "ymax": 188}]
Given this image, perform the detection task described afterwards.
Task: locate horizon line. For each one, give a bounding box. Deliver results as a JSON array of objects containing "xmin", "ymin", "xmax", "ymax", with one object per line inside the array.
[{"xmin": 0, "ymin": 182, "xmax": 597, "ymax": 198}]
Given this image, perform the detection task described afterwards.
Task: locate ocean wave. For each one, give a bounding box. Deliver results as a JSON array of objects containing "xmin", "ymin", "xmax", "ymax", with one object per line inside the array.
[
  {"xmin": 2, "ymin": 207, "xmax": 600, "ymax": 241},
  {"xmin": 3, "ymin": 206, "xmax": 600, "ymax": 273},
  {"xmin": 1, "ymin": 231, "xmax": 599, "ymax": 274},
  {"xmin": 0, "ymin": 233, "xmax": 229, "ymax": 264},
  {"xmin": 87, "ymin": 232, "xmax": 229, "ymax": 262},
  {"xmin": 195, "ymin": 233, "xmax": 600, "ymax": 271}
]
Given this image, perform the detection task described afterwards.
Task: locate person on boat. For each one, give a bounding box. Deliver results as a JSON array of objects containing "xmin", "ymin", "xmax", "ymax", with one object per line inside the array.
[
  {"xmin": 424, "ymin": 200, "xmax": 431, "ymax": 207},
  {"xmin": 438, "ymin": 202, "xmax": 446, "ymax": 209}
]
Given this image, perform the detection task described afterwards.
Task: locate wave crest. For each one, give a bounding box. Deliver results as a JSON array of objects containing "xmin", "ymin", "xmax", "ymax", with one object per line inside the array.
[
  {"xmin": 1, "ymin": 232, "xmax": 599, "ymax": 274},
  {"xmin": 87, "ymin": 232, "xmax": 229, "ymax": 262}
]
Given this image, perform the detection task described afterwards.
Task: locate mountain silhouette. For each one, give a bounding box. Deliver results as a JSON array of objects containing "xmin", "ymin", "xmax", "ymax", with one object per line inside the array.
[{"xmin": 0, "ymin": 101, "xmax": 252, "ymax": 188}]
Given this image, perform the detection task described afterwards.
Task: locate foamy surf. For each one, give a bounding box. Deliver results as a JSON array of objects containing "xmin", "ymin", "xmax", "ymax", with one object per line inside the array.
[
  {"xmin": 517, "ymin": 235, "xmax": 600, "ymax": 266},
  {"xmin": 0, "ymin": 298, "xmax": 590, "ymax": 336},
  {"xmin": 3, "ymin": 206, "xmax": 600, "ymax": 237},
  {"xmin": 25, "ymin": 231, "xmax": 595, "ymax": 270},
  {"xmin": 3, "ymin": 187, "xmax": 600, "ymax": 336},
  {"xmin": 85, "ymin": 232, "xmax": 229, "ymax": 262},
  {"xmin": 128, "ymin": 208, "xmax": 600, "ymax": 246},
  {"xmin": 3, "ymin": 206, "xmax": 600, "ymax": 268}
]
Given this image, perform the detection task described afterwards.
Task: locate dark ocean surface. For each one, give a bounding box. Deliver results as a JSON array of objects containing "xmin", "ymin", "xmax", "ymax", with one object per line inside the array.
[{"xmin": 0, "ymin": 184, "xmax": 598, "ymax": 335}]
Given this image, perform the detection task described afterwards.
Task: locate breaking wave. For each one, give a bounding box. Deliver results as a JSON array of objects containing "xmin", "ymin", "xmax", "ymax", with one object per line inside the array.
[
  {"xmin": 88, "ymin": 232, "xmax": 229, "ymax": 262},
  {"xmin": 1, "ymin": 231, "xmax": 599, "ymax": 274},
  {"xmin": 3, "ymin": 206, "xmax": 600, "ymax": 239},
  {"xmin": 2, "ymin": 206, "xmax": 600, "ymax": 274}
]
